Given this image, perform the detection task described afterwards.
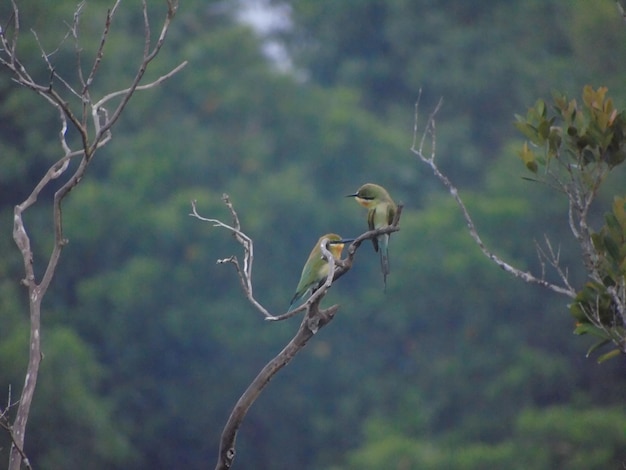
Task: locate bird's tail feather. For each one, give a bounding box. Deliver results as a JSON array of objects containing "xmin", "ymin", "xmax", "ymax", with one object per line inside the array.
[{"xmin": 379, "ymin": 234, "xmax": 390, "ymax": 290}]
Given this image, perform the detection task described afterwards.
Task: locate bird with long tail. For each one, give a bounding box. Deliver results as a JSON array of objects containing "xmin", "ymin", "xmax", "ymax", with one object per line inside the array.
[{"xmin": 347, "ymin": 183, "xmax": 397, "ymax": 289}]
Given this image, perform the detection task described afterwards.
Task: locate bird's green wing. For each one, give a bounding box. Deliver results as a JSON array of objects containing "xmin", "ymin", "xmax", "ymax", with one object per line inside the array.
[
  {"xmin": 368, "ymin": 208, "xmax": 379, "ymax": 252},
  {"xmin": 387, "ymin": 202, "xmax": 396, "ymax": 225}
]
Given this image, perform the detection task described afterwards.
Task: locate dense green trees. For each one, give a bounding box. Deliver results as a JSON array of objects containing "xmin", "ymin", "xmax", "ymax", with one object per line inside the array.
[{"xmin": 2, "ymin": 0, "xmax": 626, "ymax": 468}]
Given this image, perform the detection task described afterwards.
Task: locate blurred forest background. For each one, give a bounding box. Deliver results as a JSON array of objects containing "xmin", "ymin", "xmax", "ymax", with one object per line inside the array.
[{"xmin": 2, "ymin": 0, "xmax": 626, "ymax": 468}]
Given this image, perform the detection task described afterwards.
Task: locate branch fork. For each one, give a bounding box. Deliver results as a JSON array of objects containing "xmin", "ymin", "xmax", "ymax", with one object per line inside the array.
[
  {"xmin": 1, "ymin": 3, "xmax": 183, "ymax": 469},
  {"xmin": 190, "ymin": 195, "xmax": 402, "ymax": 470}
]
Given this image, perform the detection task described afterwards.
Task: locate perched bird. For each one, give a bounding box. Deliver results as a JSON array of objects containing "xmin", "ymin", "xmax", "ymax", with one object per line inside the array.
[
  {"xmin": 347, "ymin": 183, "xmax": 397, "ymax": 288},
  {"xmin": 288, "ymin": 233, "xmax": 348, "ymax": 311}
]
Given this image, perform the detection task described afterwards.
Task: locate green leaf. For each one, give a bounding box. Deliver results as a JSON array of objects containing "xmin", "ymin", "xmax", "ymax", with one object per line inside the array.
[
  {"xmin": 569, "ymin": 302, "xmax": 587, "ymax": 322},
  {"xmin": 573, "ymin": 323, "xmax": 611, "ymax": 339},
  {"xmin": 604, "ymin": 213, "xmax": 621, "ymax": 233},
  {"xmin": 597, "ymin": 348, "xmax": 621, "ymax": 363},
  {"xmin": 607, "ymin": 149, "xmax": 626, "ymax": 167},
  {"xmin": 612, "ymin": 197, "xmax": 626, "ymax": 226},
  {"xmin": 514, "ymin": 121, "xmax": 540, "ymax": 144},
  {"xmin": 591, "ymin": 232, "xmax": 605, "ymax": 251},
  {"xmin": 537, "ymin": 119, "xmax": 550, "ymax": 141},
  {"xmin": 603, "ymin": 234, "xmax": 621, "ymax": 262},
  {"xmin": 585, "ymin": 338, "xmax": 611, "ymax": 357},
  {"xmin": 548, "ymin": 129, "xmax": 562, "ymax": 155},
  {"xmin": 517, "ymin": 141, "xmax": 538, "ymax": 173},
  {"xmin": 534, "ymin": 99, "xmax": 546, "ymax": 118}
]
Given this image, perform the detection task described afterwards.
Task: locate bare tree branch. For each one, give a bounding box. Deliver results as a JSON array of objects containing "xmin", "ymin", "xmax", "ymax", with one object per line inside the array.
[
  {"xmin": 410, "ymin": 91, "xmax": 576, "ymax": 298},
  {"xmin": 617, "ymin": 1, "xmax": 626, "ymax": 23},
  {"xmin": 215, "ymin": 299, "xmax": 339, "ymax": 470},
  {"xmin": 191, "ymin": 196, "xmax": 276, "ymax": 319},
  {"xmin": 535, "ymin": 235, "xmax": 575, "ymax": 293},
  {"xmin": 192, "ymin": 196, "xmax": 402, "ymax": 470},
  {"xmin": 93, "ymin": 60, "xmax": 188, "ymax": 113},
  {"xmin": 0, "ymin": 387, "xmax": 32, "ymax": 470},
  {"xmin": 191, "ymin": 197, "xmax": 402, "ymax": 322},
  {"xmin": 1, "ymin": 2, "xmax": 182, "ymax": 468}
]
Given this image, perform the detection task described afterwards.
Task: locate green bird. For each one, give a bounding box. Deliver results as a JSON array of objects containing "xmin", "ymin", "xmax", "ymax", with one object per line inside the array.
[
  {"xmin": 288, "ymin": 233, "xmax": 349, "ymax": 311},
  {"xmin": 347, "ymin": 183, "xmax": 397, "ymax": 288}
]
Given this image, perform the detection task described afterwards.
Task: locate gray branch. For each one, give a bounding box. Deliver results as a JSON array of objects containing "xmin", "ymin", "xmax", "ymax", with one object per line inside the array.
[
  {"xmin": 1, "ymin": 2, "xmax": 182, "ymax": 469},
  {"xmin": 410, "ymin": 92, "xmax": 576, "ymax": 298},
  {"xmin": 191, "ymin": 196, "xmax": 401, "ymax": 470}
]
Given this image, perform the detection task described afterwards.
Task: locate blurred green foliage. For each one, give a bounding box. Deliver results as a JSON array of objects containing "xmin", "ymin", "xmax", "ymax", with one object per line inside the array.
[{"xmin": 1, "ymin": 0, "xmax": 626, "ymax": 469}]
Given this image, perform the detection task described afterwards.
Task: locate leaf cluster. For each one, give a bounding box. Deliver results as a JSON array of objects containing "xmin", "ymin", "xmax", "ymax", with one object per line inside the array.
[
  {"xmin": 515, "ymin": 86, "xmax": 626, "ymax": 361},
  {"xmin": 572, "ymin": 196, "xmax": 626, "ymax": 362},
  {"xmin": 515, "ymin": 86, "xmax": 626, "ymax": 174}
]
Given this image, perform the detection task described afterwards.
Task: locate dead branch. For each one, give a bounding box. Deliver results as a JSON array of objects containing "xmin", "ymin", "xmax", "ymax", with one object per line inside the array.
[
  {"xmin": 617, "ymin": 1, "xmax": 626, "ymax": 23},
  {"xmin": 213, "ymin": 242, "xmax": 339, "ymax": 470},
  {"xmin": 191, "ymin": 196, "xmax": 402, "ymax": 470},
  {"xmin": 410, "ymin": 91, "xmax": 576, "ymax": 299},
  {"xmin": 190, "ymin": 197, "xmax": 402, "ymax": 322},
  {"xmin": 0, "ymin": 387, "xmax": 32, "ymax": 470},
  {"xmin": 190, "ymin": 196, "xmax": 276, "ymax": 319},
  {"xmin": 1, "ymin": 2, "xmax": 182, "ymax": 469}
]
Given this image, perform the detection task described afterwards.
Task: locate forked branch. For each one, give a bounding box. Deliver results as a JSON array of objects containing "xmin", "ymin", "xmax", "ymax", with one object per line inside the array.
[
  {"xmin": 191, "ymin": 196, "xmax": 401, "ymax": 470},
  {"xmin": 1, "ymin": 2, "xmax": 182, "ymax": 469}
]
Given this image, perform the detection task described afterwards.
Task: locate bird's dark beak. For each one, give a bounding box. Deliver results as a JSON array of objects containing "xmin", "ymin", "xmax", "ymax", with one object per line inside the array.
[
  {"xmin": 330, "ymin": 238, "xmax": 355, "ymax": 245},
  {"xmin": 346, "ymin": 193, "xmax": 358, "ymax": 198}
]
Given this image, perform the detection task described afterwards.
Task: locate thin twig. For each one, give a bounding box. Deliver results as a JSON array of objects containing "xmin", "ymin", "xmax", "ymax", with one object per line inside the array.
[
  {"xmin": 93, "ymin": 60, "xmax": 187, "ymax": 111},
  {"xmin": 82, "ymin": 1, "xmax": 118, "ymax": 94},
  {"xmin": 618, "ymin": 1, "xmax": 626, "ymax": 22},
  {"xmin": 190, "ymin": 198, "xmax": 276, "ymax": 319},
  {"xmin": 91, "ymin": 0, "xmax": 179, "ymax": 147}
]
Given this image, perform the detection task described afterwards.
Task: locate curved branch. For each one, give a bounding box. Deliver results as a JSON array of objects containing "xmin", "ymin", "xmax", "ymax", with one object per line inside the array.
[
  {"xmin": 411, "ymin": 93, "xmax": 576, "ymax": 298},
  {"xmin": 91, "ymin": 0, "xmax": 180, "ymax": 148},
  {"xmin": 92, "ymin": 60, "xmax": 188, "ymax": 111},
  {"xmin": 215, "ymin": 299, "xmax": 339, "ymax": 470},
  {"xmin": 190, "ymin": 197, "xmax": 275, "ymax": 319},
  {"xmin": 198, "ymin": 197, "xmax": 402, "ymax": 469},
  {"xmin": 191, "ymin": 198, "xmax": 403, "ymax": 322}
]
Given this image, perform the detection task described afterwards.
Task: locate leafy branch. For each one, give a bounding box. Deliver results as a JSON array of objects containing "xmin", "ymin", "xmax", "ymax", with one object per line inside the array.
[{"xmin": 412, "ymin": 86, "xmax": 626, "ymax": 362}]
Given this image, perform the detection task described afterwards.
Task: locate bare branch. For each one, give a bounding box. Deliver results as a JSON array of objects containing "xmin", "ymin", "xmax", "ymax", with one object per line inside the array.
[
  {"xmin": 215, "ymin": 299, "xmax": 339, "ymax": 470},
  {"xmin": 93, "ymin": 60, "xmax": 188, "ymax": 111},
  {"xmin": 82, "ymin": 1, "xmax": 118, "ymax": 95},
  {"xmin": 91, "ymin": 0, "xmax": 180, "ymax": 146},
  {"xmin": 1, "ymin": 2, "xmax": 181, "ymax": 468},
  {"xmin": 534, "ymin": 235, "xmax": 575, "ymax": 293},
  {"xmin": 618, "ymin": 1, "xmax": 626, "ymax": 22},
  {"xmin": 31, "ymin": 3, "xmax": 90, "ymax": 104},
  {"xmin": 190, "ymin": 197, "xmax": 276, "ymax": 319},
  {"xmin": 0, "ymin": 388, "xmax": 32, "ymax": 470},
  {"xmin": 205, "ymin": 198, "xmax": 402, "ymax": 470},
  {"xmin": 411, "ymin": 95, "xmax": 576, "ymax": 298}
]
